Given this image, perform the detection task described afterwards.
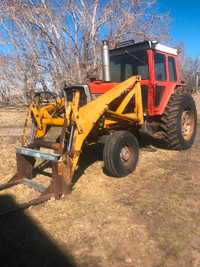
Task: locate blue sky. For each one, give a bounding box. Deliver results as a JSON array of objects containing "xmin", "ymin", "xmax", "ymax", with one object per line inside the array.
[
  {"xmin": 158, "ymin": 0, "xmax": 200, "ymax": 59},
  {"xmin": 1, "ymin": 0, "xmax": 199, "ymax": 60}
]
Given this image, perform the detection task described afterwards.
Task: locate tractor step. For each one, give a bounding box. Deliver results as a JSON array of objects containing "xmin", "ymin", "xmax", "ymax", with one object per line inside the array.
[
  {"xmin": 15, "ymin": 147, "xmax": 61, "ymax": 161},
  {"xmin": 22, "ymin": 178, "xmax": 47, "ymax": 193}
]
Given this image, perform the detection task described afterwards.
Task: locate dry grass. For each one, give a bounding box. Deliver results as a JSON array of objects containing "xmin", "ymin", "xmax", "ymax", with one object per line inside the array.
[
  {"xmin": 0, "ymin": 106, "xmax": 27, "ymax": 128},
  {"xmin": 0, "ymin": 95, "xmax": 200, "ymax": 267}
]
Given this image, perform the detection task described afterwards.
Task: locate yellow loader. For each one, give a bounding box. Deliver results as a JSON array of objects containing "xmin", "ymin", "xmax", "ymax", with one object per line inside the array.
[{"xmin": 0, "ymin": 75, "xmax": 143, "ymax": 214}]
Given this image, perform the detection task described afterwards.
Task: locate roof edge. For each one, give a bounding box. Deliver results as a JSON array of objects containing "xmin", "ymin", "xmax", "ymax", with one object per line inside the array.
[{"xmin": 151, "ymin": 43, "xmax": 178, "ymax": 56}]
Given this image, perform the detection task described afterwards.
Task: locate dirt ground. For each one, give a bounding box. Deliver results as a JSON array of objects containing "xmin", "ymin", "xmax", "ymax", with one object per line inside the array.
[{"xmin": 0, "ymin": 95, "xmax": 200, "ymax": 267}]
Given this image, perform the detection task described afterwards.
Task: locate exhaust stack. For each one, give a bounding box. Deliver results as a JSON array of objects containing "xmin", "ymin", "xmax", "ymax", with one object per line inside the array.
[{"xmin": 101, "ymin": 40, "xmax": 111, "ymax": 82}]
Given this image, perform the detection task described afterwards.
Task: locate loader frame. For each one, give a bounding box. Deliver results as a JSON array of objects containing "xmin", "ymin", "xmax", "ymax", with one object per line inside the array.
[{"xmin": 0, "ymin": 75, "xmax": 143, "ymax": 214}]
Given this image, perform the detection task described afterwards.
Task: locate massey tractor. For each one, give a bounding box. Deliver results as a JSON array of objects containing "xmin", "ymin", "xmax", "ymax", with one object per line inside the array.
[{"xmin": 0, "ymin": 39, "xmax": 197, "ymax": 214}]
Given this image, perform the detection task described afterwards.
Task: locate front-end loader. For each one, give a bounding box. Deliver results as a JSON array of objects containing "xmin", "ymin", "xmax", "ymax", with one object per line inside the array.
[{"xmin": 0, "ymin": 39, "xmax": 197, "ymax": 214}]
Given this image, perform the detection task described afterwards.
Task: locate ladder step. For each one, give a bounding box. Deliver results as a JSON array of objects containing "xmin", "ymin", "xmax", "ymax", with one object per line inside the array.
[
  {"xmin": 15, "ymin": 147, "xmax": 61, "ymax": 161},
  {"xmin": 23, "ymin": 178, "xmax": 47, "ymax": 193}
]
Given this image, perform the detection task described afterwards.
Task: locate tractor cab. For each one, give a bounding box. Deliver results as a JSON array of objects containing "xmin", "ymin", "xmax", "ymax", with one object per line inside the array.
[
  {"xmin": 108, "ymin": 40, "xmax": 182, "ymax": 116},
  {"xmin": 67, "ymin": 40, "xmax": 182, "ymax": 117}
]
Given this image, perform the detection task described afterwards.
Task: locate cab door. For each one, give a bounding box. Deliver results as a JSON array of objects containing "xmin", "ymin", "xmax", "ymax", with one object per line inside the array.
[
  {"xmin": 153, "ymin": 52, "xmax": 168, "ymax": 111},
  {"xmin": 152, "ymin": 52, "xmax": 179, "ymax": 115}
]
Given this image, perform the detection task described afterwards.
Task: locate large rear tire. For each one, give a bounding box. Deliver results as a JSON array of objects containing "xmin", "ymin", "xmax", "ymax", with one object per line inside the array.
[
  {"xmin": 103, "ymin": 131, "xmax": 139, "ymax": 177},
  {"xmin": 161, "ymin": 93, "xmax": 197, "ymax": 150}
]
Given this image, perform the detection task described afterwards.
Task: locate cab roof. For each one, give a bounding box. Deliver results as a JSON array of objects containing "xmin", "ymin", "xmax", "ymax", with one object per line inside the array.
[{"xmin": 110, "ymin": 40, "xmax": 177, "ymax": 57}]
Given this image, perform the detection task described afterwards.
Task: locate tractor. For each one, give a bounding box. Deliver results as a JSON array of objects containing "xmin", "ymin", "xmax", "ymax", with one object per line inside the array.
[
  {"xmin": 90, "ymin": 40, "xmax": 197, "ymax": 150},
  {"xmin": 0, "ymin": 39, "xmax": 197, "ymax": 214}
]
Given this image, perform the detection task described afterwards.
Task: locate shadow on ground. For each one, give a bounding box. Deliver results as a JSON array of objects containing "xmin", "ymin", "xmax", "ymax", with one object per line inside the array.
[
  {"xmin": 137, "ymin": 134, "xmax": 169, "ymax": 150},
  {"xmin": 9, "ymin": 135, "xmax": 169, "ymax": 192},
  {"xmin": 72, "ymin": 136, "xmax": 169, "ymax": 182},
  {"xmin": 72, "ymin": 143, "xmax": 104, "ymax": 185},
  {"xmin": 0, "ymin": 195, "xmax": 77, "ymax": 267}
]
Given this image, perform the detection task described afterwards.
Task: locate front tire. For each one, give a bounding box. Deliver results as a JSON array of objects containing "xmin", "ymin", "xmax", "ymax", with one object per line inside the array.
[
  {"xmin": 161, "ymin": 93, "xmax": 197, "ymax": 150},
  {"xmin": 103, "ymin": 131, "xmax": 139, "ymax": 177}
]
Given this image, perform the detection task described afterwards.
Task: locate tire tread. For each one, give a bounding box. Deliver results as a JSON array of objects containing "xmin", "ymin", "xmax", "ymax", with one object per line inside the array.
[{"xmin": 160, "ymin": 92, "xmax": 197, "ymax": 150}]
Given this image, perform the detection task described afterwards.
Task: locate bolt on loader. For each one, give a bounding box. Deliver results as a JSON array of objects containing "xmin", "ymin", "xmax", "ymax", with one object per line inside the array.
[{"xmin": 0, "ymin": 39, "xmax": 197, "ymax": 214}]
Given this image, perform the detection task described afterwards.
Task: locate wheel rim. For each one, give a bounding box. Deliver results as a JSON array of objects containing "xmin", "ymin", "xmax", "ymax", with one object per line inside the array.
[
  {"xmin": 181, "ymin": 105, "xmax": 195, "ymax": 141},
  {"xmin": 120, "ymin": 144, "xmax": 134, "ymax": 166}
]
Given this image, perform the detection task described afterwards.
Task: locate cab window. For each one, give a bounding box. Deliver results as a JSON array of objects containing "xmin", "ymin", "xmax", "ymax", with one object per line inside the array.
[
  {"xmin": 110, "ymin": 51, "xmax": 149, "ymax": 82},
  {"xmin": 154, "ymin": 53, "xmax": 167, "ymax": 81},
  {"xmin": 168, "ymin": 56, "xmax": 177, "ymax": 82}
]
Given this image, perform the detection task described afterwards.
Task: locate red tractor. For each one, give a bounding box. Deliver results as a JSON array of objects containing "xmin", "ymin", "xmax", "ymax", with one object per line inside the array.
[{"xmin": 66, "ymin": 39, "xmax": 197, "ymax": 152}]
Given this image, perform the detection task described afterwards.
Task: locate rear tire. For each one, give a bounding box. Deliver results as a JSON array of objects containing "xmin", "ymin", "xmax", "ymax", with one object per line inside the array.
[
  {"xmin": 161, "ymin": 93, "xmax": 197, "ymax": 150},
  {"xmin": 103, "ymin": 131, "xmax": 139, "ymax": 177}
]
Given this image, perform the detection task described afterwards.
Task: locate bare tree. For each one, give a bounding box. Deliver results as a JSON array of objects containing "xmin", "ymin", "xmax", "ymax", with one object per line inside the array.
[
  {"xmin": 177, "ymin": 42, "xmax": 200, "ymax": 93},
  {"xmin": 0, "ymin": 0, "xmax": 172, "ymax": 103}
]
